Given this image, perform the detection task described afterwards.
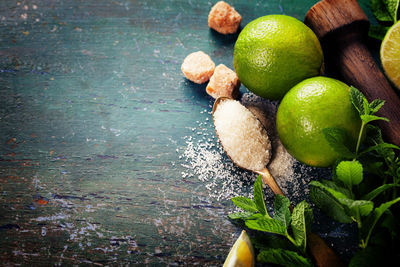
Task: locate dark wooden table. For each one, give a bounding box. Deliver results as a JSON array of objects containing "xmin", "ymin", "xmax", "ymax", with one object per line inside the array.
[{"xmin": 0, "ymin": 0, "xmax": 379, "ymax": 265}]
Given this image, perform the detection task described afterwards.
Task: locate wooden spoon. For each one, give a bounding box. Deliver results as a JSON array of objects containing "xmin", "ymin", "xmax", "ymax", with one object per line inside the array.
[
  {"xmin": 212, "ymin": 97, "xmax": 345, "ymax": 267},
  {"xmin": 212, "ymin": 97, "xmax": 283, "ymax": 195},
  {"xmin": 305, "ymin": 0, "xmax": 400, "ymax": 147}
]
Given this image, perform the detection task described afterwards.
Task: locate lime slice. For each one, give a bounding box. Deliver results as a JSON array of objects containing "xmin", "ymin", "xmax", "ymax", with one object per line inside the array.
[
  {"xmin": 381, "ymin": 20, "xmax": 400, "ymax": 90},
  {"xmin": 223, "ymin": 230, "xmax": 255, "ymax": 267}
]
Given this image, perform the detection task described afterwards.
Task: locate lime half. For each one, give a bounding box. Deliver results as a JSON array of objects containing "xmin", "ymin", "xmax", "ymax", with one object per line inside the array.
[{"xmin": 381, "ymin": 20, "xmax": 400, "ymax": 90}]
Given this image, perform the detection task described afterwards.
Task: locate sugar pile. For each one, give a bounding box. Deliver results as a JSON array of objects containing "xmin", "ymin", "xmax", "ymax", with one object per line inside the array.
[
  {"xmin": 213, "ymin": 99, "xmax": 271, "ymax": 172},
  {"xmin": 180, "ymin": 93, "xmax": 321, "ymax": 202}
]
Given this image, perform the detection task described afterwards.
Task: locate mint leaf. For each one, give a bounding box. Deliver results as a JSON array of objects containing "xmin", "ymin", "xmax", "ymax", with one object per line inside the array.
[
  {"xmin": 322, "ymin": 128, "xmax": 356, "ymax": 159},
  {"xmin": 362, "ymin": 97, "xmax": 370, "ymax": 116},
  {"xmin": 228, "ymin": 211, "xmax": 255, "ymax": 220},
  {"xmin": 245, "ymin": 217, "xmax": 287, "ymax": 236},
  {"xmin": 364, "ymin": 125, "xmax": 397, "ymax": 159},
  {"xmin": 310, "ymin": 181, "xmax": 350, "ymax": 200},
  {"xmin": 304, "ymin": 203, "xmax": 314, "ymax": 232},
  {"xmin": 361, "ymin": 184, "xmax": 400, "ymax": 201},
  {"xmin": 365, "ymin": 124, "xmax": 384, "ymax": 145},
  {"xmin": 291, "ymin": 201, "xmax": 312, "ymax": 253},
  {"xmin": 310, "ymin": 181, "xmax": 353, "ymax": 223},
  {"xmin": 257, "ymin": 248, "xmax": 312, "ymax": 267},
  {"xmin": 246, "ymin": 213, "xmax": 265, "ymax": 220},
  {"xmin": 252, "ymin": 234, "xmax": 298, "ymax": 252},
  {"xmin": 386, "ymin": 0, "xmax": 400, "ymax": 21},
  {"xmin": 274, "ymin": 195, "xmax": 291, "ymax": 229},
  {"xmin": 319, "ymin": 179, "xmax": 352, "ymax": 198},
  {"xmin": 350, "ymin": 86, "xmax": 366, "ymax": 115},
  {"xmin": 360, "ymin": 114, "xmax": 390, "ymax": 123},
  {"xmin": 340, "ymin": 198, "xmax": 374, "ymax": 217},
  {"xmin": 232, "ymin": 196, "xmax": 258, "ymax": 213},
  {"xmin": 254, "ymin": 175, "xmax": 269, "ymax": 217},
  {"xmin": 368, "ymin": 25, "xmax": 390, "ymax": 40},
  {"xmin": 361, "ymin": 197, "xmax": 400, "ymax": 246},
  {"xmin": 369, "ymin": 99, "xmax": 385, "ymax": 114},
  {"xmin": 336, "ymin": 160, "xmax": 364, "ymax": 188},
  {"xmin": 360, "ymin": 142, "xmax": 400, "ymax": 156},
  {"xmin": 371, "ymin": 0, "xmax": 396, "ymax": 22}
]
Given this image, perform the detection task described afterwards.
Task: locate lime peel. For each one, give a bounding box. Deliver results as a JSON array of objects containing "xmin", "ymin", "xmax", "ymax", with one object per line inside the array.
[{"xmin": 223, "ymin": 230, "xmax": 255, "ymax": 267}]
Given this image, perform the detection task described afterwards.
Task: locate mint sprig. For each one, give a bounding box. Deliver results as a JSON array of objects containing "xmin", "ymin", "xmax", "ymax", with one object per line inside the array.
[
  {"xmin": 229, "ymin": 175, "xmax": 314, "ymax": 265},
  {"xmin": 311, "ymin": 86, "xmax": 400, "ymax": 260}
]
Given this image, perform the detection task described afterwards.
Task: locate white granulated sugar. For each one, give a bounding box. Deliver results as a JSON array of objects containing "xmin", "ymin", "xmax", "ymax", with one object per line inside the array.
[
  {"xmin": 241, "ymin": 93, "xmax": 296, "ymax": 183},
  {"xmin": 213, "ymin": 99, "xmax": 271, "ymax": 172},
  {"xmin": 181, "ymin": 139, "xmax": 254, "ymax": 200}
]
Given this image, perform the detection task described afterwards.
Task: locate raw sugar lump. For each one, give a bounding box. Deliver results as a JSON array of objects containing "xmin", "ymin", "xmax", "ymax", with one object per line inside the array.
[
  {"xmin": 208, "ymin": 1, "xmax": 242, "ymax": 34},
  {"xmin": 206, "ymin": 64, "xmax": 240, "ymax": 99},
  {"xmin": 181, "ymin": 51, "xmax": 215, "ymax": 84}
]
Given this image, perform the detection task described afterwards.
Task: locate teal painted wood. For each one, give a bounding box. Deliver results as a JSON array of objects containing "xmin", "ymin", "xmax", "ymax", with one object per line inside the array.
[{"xmin": 0, "ymin": 0, "xmax": 376, "ymax": 265}]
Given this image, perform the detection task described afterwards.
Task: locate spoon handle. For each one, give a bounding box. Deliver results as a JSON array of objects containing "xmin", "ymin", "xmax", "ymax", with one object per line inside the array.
[
  {"xmin": 256, "ymin": 168, "xmax": 345, "ymax": 267},
  {"xmin": 308, "ymin": 232, "xmax": 346, "ymax": 267},
  {"xmin": 257, "ymin": 168, "xmax": 285, "ymax": 196}
]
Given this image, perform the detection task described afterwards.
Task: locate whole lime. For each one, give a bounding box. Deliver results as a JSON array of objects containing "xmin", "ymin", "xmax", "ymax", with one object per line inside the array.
[
  {"xmin": 233, "ymin": 15, "xmax": 324, "ymax": 100},
  {"xmin": 276, "ymin": 77, "xmax": 361, "ymax": 167}
]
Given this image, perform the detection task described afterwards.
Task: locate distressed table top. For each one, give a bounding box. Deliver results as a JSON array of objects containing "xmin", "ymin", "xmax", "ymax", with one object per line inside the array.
[{"xmin": 0, "ymin": 0, "xmax": 379, "ymax": 265}]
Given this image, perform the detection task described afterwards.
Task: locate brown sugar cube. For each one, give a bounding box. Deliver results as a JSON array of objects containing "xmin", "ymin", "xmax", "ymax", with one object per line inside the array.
[
  {"xmin": 206, "ymin": 64, "xmax": 240, "ymax": 99},
  {"xmin": 181, "ymin": 51, "xmax": 215, "ymax": 84},
  {"xmin": 208, "ymin": 1, "xmax": 242, "ymax": 34}
]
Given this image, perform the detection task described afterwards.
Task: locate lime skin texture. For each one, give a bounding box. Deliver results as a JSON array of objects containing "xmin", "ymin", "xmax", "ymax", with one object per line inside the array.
[
  {"xmin": 276, "ymin": 76, "xmax": 361, "ymax": 167},
  {"xmin": 233, "ymin": 15, "xmax": 324, "ymax": 100}
]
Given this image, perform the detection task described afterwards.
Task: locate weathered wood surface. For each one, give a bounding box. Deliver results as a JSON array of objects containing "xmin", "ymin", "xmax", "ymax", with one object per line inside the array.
[{"xmin": 0, "ymin": 0, "xmax": 383, "ymax": 265}]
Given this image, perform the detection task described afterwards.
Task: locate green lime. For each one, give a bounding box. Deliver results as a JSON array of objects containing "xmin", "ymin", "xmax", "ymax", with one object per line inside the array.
[
  {"xmin": 233, "ymin": 15, "xmax": 324, "ymax": 100},
  {"xmin": 276, "ymin": 76, "xmax": 361, "ymax": 167}
]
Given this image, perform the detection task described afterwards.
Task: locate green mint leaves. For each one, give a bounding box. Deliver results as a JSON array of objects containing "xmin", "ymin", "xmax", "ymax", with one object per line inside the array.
[
  {"xmin": 229, "ymin": 175, "xmax": 313, "ymax": 265},
  {"xmin": 350, "ymin": 86, "xmax": 388, "ymax": 124},
  {"xmin": 232, "ymin": 196, "xmax": 258, "ymax": 213},
  {"xmin": 274, "ymin": 195, "xmax": 292, "ymax": 228},
  {"xmin": 369, "ymin": 0, "xmax": 399, "ymax": 40},
  {"xmin": 291, "ymin": 201, "xmax": 313, "ymax": 252},
  {"xmin": 371, "ymin": 0, "xmax": 399, "ymax": 23},
  {"xmin": 336, "ymin": 161, "xmax": 364, "ymax": 189},
  {"xmin": 257, "ymin": 248, "xmax": 312, "ymax": 267},
  {"xmin": 254, "ymin": 175, "xmax": 269, "ymax": 217},
  {"xmin": 311, "ymin": 85, "xmax": 400, "ymax": 259},
  {"xmin": 322, "ymin": 86, "xmax": 389, "ymax": 157},
  {"xmin": 245, "ymin": 217, "xmax": 288, "ymax": 236},
  {"xmin": 322, "ymin": 128, "xmax": 356, "ymax": 158}
]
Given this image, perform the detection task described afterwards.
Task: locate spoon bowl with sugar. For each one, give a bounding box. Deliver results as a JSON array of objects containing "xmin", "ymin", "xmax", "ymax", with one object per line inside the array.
[{"xmin": 212, "ymin": 96, "xmax": 284, "ymax": 196}]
